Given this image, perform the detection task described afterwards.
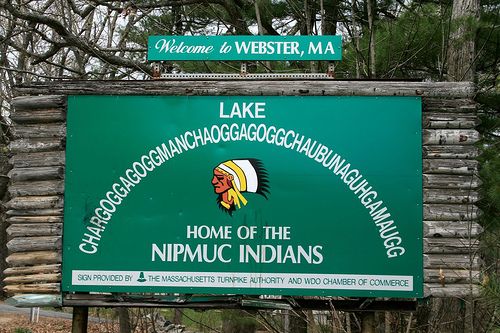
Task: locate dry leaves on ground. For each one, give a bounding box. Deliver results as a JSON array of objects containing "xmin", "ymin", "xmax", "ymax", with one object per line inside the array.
[{"xmin": 0, "ymin": 313, "xmax": 119, "ymax": 333}]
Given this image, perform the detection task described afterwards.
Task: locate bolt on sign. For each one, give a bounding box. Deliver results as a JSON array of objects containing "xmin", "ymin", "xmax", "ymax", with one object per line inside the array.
[
  {"xmin": 147, "ymin": 35, "xmax": 342, "ymax": 61},
  {"xmin": 62, "ymin": 95, "xmax": 423, "ymax": 298}
]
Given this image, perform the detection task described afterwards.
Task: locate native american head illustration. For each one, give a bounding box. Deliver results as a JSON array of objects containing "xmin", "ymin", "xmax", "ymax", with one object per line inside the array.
[{"xmin": 211, "ymin": 159, "xmax": 269, "ymax": 215}]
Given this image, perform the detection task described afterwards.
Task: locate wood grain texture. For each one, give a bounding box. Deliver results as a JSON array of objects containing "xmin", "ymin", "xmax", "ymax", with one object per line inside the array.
[
  {"xmin": 6, "ymin": 196, "xmax": 64, "ymax": 210},
  {"xmin": 7, "ymin": 236, "xmax": 62, "ymax": 253},
  {"xmin": 11, "ymin": 123, "xmax": 66, "ymax": 139},
  {"xmin": 424, "ymin": 254, "xmax": 481, "ymax": 269},
  {"xmin": 423, "ymin": 113, "xmax": 480, "ymax": 129},
  {"xmin": 9, "ymin": 138, "xmax": 65, "ymax": 153},
  {"xmin": 424, "ymin": 283, "xmax": 479, "ymax": 297},
  {"xmin": 9, "ymin": 151, "xmax": 65, "ymax": 168},
  {"xmin": 3, "ymin": 273, "xmax": 61, "ymax": 284},
  {"xmin": 423, "ymin": 98, "xmax": 476, "ymax": 112},
  {"xmin": 424, "ymin": 238, "xmax": 479, "ymax": 254},
  {"xmin": 8, "ymin": 167, "xmax": 65, "ymax": 182},
  {"xmin": 423, "ymin": 174, "xmax": 481, "ymax": 189},
  {"xmin": 424, "ymin": 188, "xmax": 478, "ymax": 204},
  {"xmin": 423, "ymin": 159, "xmax": 478, "ymax": 175},
  {"xmin": 11, "ymin": 108, "xmax": 66, "ymax": 124},
  {"xmin": 3, "ymin": 283, "xmax": 60, "ymax": 295},
  {"xmin": 424, "ymin": 221, "xmax": 483, "ymax": 237},
  {"xmin": 8, "ymin": 180, "xmax": 64, "ymax": 197},
  {"xmin": 6, "ymin": 251, "xmax": 61, "ymax": 267},
  {"xmin": 6, "ymin": 208, "xmax": 64, "ymax": 216},
  {"xmin": 11, "ymin": 95, "xmax": 65, "ymax": 110},
  {"xmin": 423, "ymin": 203, "xmax": 479, "ymax": 221},
  {"xmin": 7, "ymin": 223, "xmax": 62, "ymax": 237},
  {"xmin": 4, "ymin": 264, "xmax": 61, "ymax": 276},
  {"xmin": 7, "ymin": 216, "xmax": 63, "ymax": 224},
  {"xmin": 13, "ymin": 80, "xmax": 475, "ymax": 97},
  {"xmin": 423, "ymin": 129, "xmax": 480, "ymax": 145},
  {"xmin": 423, "ymin": 145, "xmax": 479, "ymax": 159},
  {"xmin": 424, "ymin": 269, "xmax": 480, "ymax": 284}
]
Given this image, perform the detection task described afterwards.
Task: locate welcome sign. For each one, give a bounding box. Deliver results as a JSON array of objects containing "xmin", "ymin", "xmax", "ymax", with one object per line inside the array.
[
  {"xmin": 62, "ymin": 95, "xmax": 423, "ymax": 298},
  {"xmin": 148, "ymin": 35, "xmax": 342, "ymax": 61}
]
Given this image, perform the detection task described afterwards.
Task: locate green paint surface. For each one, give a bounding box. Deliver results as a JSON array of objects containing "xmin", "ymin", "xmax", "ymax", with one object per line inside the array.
[
  {"xmin": 148, "ymin": 35, "xmax": 342, "ymax": 61},
  {"xmin": 63, "ymin": 95, "xmax": 422, "ymax": 298}
]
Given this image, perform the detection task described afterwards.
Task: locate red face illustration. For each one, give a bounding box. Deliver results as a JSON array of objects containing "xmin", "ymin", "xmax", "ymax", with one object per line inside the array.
[{"xmin": 212, "ymin": 169, "xmax": 233, "ymax": 194}]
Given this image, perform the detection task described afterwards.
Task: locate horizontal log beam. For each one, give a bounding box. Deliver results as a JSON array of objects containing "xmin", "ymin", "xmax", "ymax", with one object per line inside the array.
[
  {"xmin": 11, "ymin": 123, "xmax": 66, "ymax": 139},
  {"xmin": 9, "ymin": 167, "xmax": 64, "ymax": 182},
  {"xmin": 7, "ymin": 236, "xmax": 62, "ymax": 253},
  {"xmin": 423, "ymin": 145, "xmax": 479, "ymax": 159},
  {"xmin": 424, "ymin": 204, "xmax": 479, "ymax": 221},
  {"xmin": 423, "ymin": 174, "xmax": 481, "ymax": 189},
  {"xmin": 3, "ymin": 273, "xmax": 61, "ymax": 284},
  {"xmin": 13, "ymin": 81, "xmax": 475, "ymax": 97},
  {"xmin": 11, "ymin": 108, "xmax": 66, "ymax": 124},
  {"xmin": 3, "ymin": 283, "xmax": 60, "ymax": 295},
  {"xmin": 424, "ymin": 283, "xmax": 479, "ymax": 297},
  {"xmin": 6, "ymin": 208, "xmax": 63, "ymax": 216},
  {"xmin": 424, "ymin": 221, "xmax": 483, "ymax": 238},
  {"xmin": 423, "ymin": 113, "xmax": 480, "ymax": 129},
  {"xmin": 6, "ymin": 196, "xmax": 64, "ymax": 210},
  {"xmin": 424, "ymin": 254, "xmax": 481, "ymax": 269},
  {"xmin": 423, "ymin": 98, "xmax": 476, "ymax": 112},
  {"xmin": 4, "ymin": 264, "xmax": 60, "ymax": 276},
  {"xmin": 7, "ymin": 223, "xmax": 62, "ymax": 237},
  {"xmin": 423, "ymin": 129, "xmax": 480, "ymax": 145},
  {"xmin": 7, "ymin": 216, "xmax": 63, "ymax": 224},
  {"xmin": 424, "ymin": 269, "xmax": 480, "ymax": 284},
  {"xmin": 11, "ymin": 95, "xmax": 66, "ymax": 110},
  {"xmin": 9, "ymin": 180, "xmax": 64, "ymax": 197},
  {"xmin": 424, "ymin": 238, "xmax": 479, "ymax": 254},
  {"xmin": 9, "ymin": 138, "xmax": 65, "ymax": 153},
  {"xmin": 62, "ymin": 295, "xmax": 417, "ymax": 310},
  {"xmin": 423, "ymin": 159, "xmax": 478, "ymax": 175},
  {"xmin": 424, "ymin": 188, "xmax": 478, "ymax": 204},
  {"xmin": 6, "ymin": 251, "xmax": 61, "ymax": 267},
  {"xmin": 9, "ymin": 151, "xmax": 65, "ymax": 168}
]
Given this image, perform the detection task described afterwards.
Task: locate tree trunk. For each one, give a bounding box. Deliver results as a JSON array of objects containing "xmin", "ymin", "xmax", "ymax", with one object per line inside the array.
[
  {"xmin": 173, "ymin": 309, "xmax": 183, "ymax": 325},
  {"xmin": 323, "ymin": 0, "xmax": 339, "ymax": 35},
  {"xmin": 289, "ymin": 310, "xmax": 308, "ymax": 333},
  {"xmin": 366, "ymin": 0, "xmax": 376, "ymax": 78},
  {"xmin": 306, "ymin": 310, "xmax": 318, "ymax": 333},
  {"xmin": 447, "ymin": 0, "xmax": 480, "ymax": 81},
  {"xmin": 303, "ymin": 0, "xmax": 318, "ymax": 73},
  {"xmin": 384, "ymin": 311, "xmax": 393, "ymax": 333},
  {"xmin": 351, "ymin": 0, "xmax": 361, "ymax": 78},
  {"xmin": 361, "ymin": 312, "xmax": 375, "ymax": 333},
  {"xmin": 117, "ymin": 307, "xmax": 132, "ymax": 333}
]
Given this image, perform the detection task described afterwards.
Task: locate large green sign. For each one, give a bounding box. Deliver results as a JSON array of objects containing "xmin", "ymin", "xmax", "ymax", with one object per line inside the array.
[
  {"xmin": 63, "ymin": 95, "xmax": 422, "ymax": 298},
  {"xmin": 148, "ymin": 35, "xmax": 342, "ymax": 61}
]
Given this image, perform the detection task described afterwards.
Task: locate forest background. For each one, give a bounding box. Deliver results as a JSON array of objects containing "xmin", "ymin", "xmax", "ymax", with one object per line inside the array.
[{"xmin": 0, "ymin": 0, "xmax": 498, "ymax": 332}]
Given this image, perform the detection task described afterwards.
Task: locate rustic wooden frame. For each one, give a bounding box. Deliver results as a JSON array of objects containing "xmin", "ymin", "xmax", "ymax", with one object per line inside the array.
[{"xmin": 2, "ymin": 80, "xmax": 481, "ymax": 304}]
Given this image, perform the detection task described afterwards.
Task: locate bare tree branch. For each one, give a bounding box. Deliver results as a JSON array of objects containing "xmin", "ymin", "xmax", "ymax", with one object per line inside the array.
[{"xmin": 0, "ymin": 0, "xmax": 151, "ymax": 75}]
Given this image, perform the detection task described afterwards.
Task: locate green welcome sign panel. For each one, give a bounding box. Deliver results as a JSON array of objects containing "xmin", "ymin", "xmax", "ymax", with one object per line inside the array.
[
  {"xmin": 148, "ymin": 35, "xmax": 342, "ymax": 61},
  {"xmin": 62, "ymin": 95, "xmax": 423, "ymax": 298}
]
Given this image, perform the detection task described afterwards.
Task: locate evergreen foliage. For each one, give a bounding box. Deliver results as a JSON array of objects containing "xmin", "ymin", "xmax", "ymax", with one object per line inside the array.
[{"xmin": 477, "ymin": 91, "xmax": 500, "ymax": 330}]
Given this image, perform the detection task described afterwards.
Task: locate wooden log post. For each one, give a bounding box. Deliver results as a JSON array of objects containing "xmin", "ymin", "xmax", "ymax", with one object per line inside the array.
[{"xmin": 72, "ymin": 307, "xmax": 89, "ymax": 333}]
